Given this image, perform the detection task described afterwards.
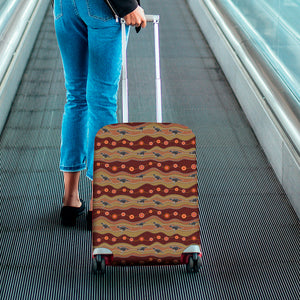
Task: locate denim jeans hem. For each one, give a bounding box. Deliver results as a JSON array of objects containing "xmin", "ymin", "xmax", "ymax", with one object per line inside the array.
[{"xmin": 60, "ymin": 164, "xmax": 86, "ymax": 173}]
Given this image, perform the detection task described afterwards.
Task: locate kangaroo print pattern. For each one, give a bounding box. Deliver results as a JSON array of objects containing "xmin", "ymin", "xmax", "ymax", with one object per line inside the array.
[{"xmin": 93, "ymin": 122, "xmax": 201, "ymax": 266}]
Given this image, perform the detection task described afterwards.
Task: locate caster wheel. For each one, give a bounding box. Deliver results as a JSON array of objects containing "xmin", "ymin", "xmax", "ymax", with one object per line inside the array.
[
  {"xmin": 193, "ymin": 256, "xmax": 202, "ymax": 272},
  {"xmin": 99, "ymin": 256, "xmax": 106, "ymax": 273},
  {"xmin": 186, "ymin": 256, "xmax": 194, "ymax": 273},
  {"xmin": 92, "ymin": 257, "xmax": 98, "ymax": 274},
  {"xmin": 186, "ymin": 254, "xmax": 202, "ymax": 273},
  {"xmin": 92, "ymin": 255, "xmax": 106, "ymax": 274}
]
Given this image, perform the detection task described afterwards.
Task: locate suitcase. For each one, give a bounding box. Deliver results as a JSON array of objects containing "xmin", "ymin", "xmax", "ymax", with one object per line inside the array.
[{"xmin": 92, "ymin": 15, "xmax": 202, "ymax": 273}]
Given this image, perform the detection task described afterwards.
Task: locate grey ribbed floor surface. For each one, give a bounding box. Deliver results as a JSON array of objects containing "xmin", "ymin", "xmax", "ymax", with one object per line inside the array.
[{"xmin": 1, "ymin": 1, "xmax": 299, "ymax": 299}]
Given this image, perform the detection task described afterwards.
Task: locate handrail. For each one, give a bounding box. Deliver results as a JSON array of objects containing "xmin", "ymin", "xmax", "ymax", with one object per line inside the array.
[
  {"xmin": 0, "ymin": 0, "xmax": 49, "ymax": 135},
  {"xmin": 0, "ymin": 0, "xmax": 39, "ymax": 84},
  {"xmin": 202, "ymin": 0, "xmax": 300, "ymax": 155},
  {"xmin": 0, "ymin": 0, "xmax": 22, "ymax": 34}
]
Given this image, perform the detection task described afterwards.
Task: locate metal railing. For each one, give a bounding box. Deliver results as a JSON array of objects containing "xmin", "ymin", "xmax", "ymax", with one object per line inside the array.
[
  {"xmin": 0, "ymin": 0, "xmax": 49, "ymax": 134},
  {"xmin": 203, "ymin": 0, "xmax": 300, "ymax": 156},
  {"xmin": 0, "ymin": 0, "xmax": 39, "ymax": 84}
]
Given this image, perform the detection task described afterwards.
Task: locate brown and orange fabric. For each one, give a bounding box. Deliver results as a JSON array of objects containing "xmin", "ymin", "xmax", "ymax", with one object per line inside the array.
[{"xmin": 93, "ymin": 122, "xmax": 201, "ymax": 266}]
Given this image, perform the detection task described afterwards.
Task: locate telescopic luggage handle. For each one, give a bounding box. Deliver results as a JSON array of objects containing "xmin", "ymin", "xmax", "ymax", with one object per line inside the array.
[{"xmin": 121, "ymin": 15, "xmax": 162, "ymax": 123}]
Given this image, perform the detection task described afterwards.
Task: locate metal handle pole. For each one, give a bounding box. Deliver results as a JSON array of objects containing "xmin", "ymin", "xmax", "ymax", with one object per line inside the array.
[
  {"xmin": 153, "ymin": 18, "xmax": 162, "ymax": 123},
  {"xmin": 121, "ymin": 19, "xmax": 129, "ymax": 123},
  {"xmin": 121, "ymin": 15, "xmax": 162, "ymax": 123}
]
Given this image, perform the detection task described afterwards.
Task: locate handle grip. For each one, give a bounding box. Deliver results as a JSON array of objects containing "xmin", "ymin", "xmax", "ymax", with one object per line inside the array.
[{"xmin": 145, "ymin": 15, "xmax": 160, "ymax": 23}]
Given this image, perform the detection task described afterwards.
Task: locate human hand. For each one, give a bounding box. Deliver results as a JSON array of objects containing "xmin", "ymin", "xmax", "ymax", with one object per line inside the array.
[{"xmin": 123, "ymin": 6, "xmax": 147, "ymax": 28}]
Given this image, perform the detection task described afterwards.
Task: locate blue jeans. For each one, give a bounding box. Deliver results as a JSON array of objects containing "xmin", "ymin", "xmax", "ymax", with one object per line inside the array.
[{"xmin": 54, "ymin": 0, "xmax": 128, "ymax": 180}]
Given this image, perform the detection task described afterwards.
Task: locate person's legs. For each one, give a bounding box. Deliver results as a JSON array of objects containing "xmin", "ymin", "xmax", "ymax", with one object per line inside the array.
[
  {"xmin": 54, "ymin": 0, "xmax": 89, "ymax": 207},
  {"xmin": 54, "ymin": 0, "xmax": 129, "ymax": 225}
]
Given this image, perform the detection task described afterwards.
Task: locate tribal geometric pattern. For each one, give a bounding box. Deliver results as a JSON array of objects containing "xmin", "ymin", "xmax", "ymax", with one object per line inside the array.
[{"xmin": 93, "ymin": 122, "xmax": 201, "ymax": 266}]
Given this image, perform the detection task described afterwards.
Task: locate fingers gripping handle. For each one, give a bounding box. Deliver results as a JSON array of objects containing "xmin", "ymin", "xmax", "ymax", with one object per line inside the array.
[{"xmin": 121, "ymin": 15, "xmax": 162, "ymax": 123}]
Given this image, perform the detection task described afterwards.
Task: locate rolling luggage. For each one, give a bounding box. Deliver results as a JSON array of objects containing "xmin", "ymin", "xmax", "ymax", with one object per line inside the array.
[{"xmin": 92, "ymin": 16, "xmax": 202, "ymax": 273}]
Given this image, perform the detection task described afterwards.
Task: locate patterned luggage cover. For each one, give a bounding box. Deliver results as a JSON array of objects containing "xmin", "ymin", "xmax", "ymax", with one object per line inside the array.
[{"xmin": 93, "ymin": 122, "xmax": 201, "ymax": 266}]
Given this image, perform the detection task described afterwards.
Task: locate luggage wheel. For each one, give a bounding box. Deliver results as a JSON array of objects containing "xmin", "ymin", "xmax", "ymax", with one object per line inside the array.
[
  {"xmin": 186, "ymin": 253, "xmax": 202, "ymax": 273},
  {"xmin": 92, "ymin": 255, "xmax": 106, "ymax": 274}
]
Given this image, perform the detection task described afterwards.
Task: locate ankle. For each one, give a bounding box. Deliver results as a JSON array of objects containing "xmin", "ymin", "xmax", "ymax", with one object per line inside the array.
[{"xmin": 63, "ymin": 196, "xmax": 81, "ymax": 207}]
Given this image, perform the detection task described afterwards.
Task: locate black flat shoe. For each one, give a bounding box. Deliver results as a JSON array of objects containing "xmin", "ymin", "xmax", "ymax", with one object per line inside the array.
[
  {"xmin": 86, "ymin": 210, "xmax": 92, "ymax": 231},
  {"xmin": 61, "ymin": 199, "xmax": 85, "ymax": 226}
]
